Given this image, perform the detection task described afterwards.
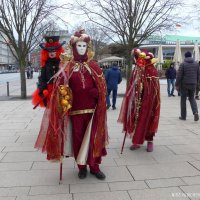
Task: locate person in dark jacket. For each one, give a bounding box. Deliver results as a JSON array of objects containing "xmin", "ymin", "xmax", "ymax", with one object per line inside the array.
[
  {"xmin": 106, "ymin": 62, "xmax": 122, "ymax": 110},
  {"xmin": 175, "ymin": 51, "xmax": 200, "ymax": 121},
  {"xmin": 195, "ymin": 61, "xmax": 200, "ymax": 100},
  {"xmin": 165, "ymin": 62, "xmax": 176, "ymax": 97}
]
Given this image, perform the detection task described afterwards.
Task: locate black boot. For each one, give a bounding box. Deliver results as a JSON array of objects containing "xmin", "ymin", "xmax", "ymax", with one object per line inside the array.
[
  {"xmin": 90, "ymin": 170, "xmax": 106, "ymax": 180},
  {"xmin": 78, "ymin": 168, "xmax": 87, "ymax": 179},
  {"xmin": 179, "ymin": 116, "xmax": 186, "ymax": 120},
  {"xmin": 194, "ymin": 113, "xmax": 199, "ymax": 121}
]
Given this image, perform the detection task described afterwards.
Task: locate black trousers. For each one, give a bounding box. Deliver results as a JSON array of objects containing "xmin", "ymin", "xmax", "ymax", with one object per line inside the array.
[{"xmin": 180, "ymin": 84, "xmax": 198, "ymax": 119}]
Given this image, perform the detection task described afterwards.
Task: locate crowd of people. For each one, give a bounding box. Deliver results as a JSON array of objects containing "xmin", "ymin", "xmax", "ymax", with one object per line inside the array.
[{"xmin": 31, "ymin": 30, "xmax": 199, "ymax": 182}]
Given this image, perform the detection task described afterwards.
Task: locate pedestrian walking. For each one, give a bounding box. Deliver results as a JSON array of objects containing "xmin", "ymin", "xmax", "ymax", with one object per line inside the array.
[
  {"xmin": 30, "ymin": 67, "xmax": 33, "ymax": 79},
  {"xmin": 175, "ymin": 51, "xmax": 200, "ymax": 121},
  {"xmin": 118, "ymin": 49, "xmax": 160, "ymax": 152},
  {"xmin": 26, "ymin": 66, "xmax": 31, "ymax": 79},
  {"xmin": 195, "ymin": 61, "xmax": 200, "ymax": 100},
  {"xmin": 165, "ymin": 62, "xmax": 176, "ymax": 97},
  {"xmin": 106, "ymin": 62, "xmax": 122, "ymax": 110}
]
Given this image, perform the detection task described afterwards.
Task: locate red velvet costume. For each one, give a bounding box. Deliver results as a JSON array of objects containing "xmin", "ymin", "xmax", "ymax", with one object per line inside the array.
[
  {"xmin": 34, "ymin": 31, "xmax": 108, "ymax": 174},
  {"xmin": 118, "ymin": 50, "xmax": 160, "ymax": 145}
]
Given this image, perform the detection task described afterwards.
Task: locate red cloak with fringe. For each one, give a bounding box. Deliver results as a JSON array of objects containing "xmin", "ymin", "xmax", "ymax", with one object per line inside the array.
[
  {"xmin": 34, "ymin": 59, "xmax": 108, "ymax": 161},
  {"xmin": 118, "ymin": 59, "xmax": 160, "ymax": 144}
]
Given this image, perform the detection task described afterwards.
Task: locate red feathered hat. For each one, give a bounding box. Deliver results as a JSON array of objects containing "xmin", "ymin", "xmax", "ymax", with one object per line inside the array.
[
  {"xmin": 40, "ymin": 36, "xmax": 66, "ymax": 52},
  {"xmin": 69, "ymin": 29, "xmax": 91, "ymax": 47},
  {"xmin": 40, "ymin": 36, "xmax": 65, "ymax": 67}
]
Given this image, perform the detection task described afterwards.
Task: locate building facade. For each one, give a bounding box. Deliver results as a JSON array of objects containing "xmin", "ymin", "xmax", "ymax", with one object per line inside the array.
[
  {"xmin": 0, "ymin": 33, "xmax": 16, "ymax": 71},
  {"xmin": 141, "ymin": 34, "xmax": 200, "ymax": 61}
]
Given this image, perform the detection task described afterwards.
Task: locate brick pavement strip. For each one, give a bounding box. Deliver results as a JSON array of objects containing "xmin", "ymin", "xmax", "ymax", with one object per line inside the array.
[{"xmin": 0, "ymin": 78, "xmax": 200, "ymax": 199}]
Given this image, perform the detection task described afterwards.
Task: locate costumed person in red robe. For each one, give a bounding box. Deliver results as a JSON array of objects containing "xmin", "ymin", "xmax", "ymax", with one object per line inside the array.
[
  {"xmin": 32, "ymin": 36, "xmax": 65, "ymax": 107},
  {"xmin": 34, "ymin": 30, "xmax": 108, "ymax": 180},
  {"xmin": 118, "ymin": 48, "xmax": 160, "ymax": 152}
]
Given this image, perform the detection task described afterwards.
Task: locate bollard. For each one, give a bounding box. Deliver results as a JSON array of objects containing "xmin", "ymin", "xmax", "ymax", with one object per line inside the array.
[{"xmin": 7, "ymin": 81, "xmax": 9, "ymax": 96}]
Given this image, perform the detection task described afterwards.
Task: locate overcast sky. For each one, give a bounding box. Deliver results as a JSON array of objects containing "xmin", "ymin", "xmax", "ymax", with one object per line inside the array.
[{"xmin": 57, "ymin": 0, "xmax": 200, "ymax": 37}]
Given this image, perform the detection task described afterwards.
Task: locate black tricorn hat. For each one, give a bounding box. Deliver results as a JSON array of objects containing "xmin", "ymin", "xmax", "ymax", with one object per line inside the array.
[
  {"xmin": 44, "ymin": 36, "xmax": 60, "ymax": 43},
  {"xmin": 39, "ymin": 35, "xmax": 66, "ymax": 52}
]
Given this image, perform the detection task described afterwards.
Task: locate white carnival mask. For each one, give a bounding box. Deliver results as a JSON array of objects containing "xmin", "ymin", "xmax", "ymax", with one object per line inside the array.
[{"xmin": 76, "ymin": 41, "xmax": 87, "ymax": 55}]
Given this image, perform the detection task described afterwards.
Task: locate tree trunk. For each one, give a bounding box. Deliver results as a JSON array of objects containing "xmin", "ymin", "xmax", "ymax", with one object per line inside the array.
[
  {"xmin": 125, "ymin": 47, "xmax": 133, "ymax": 88},
  {"xmin": 19, "ymin": 59, "xmax": 27, "ymax": 99}
]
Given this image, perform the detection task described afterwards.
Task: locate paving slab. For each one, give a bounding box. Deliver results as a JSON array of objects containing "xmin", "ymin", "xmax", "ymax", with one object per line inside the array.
[
  {"xmin": 1, "ymin": 152, "xmax": 46, "ymax": 162},
  {"xmin": 108, "ymin": 181, "xmax": 148, "ymax": 191},
  {"xmin": 16, "ymin": 194, "xmax": 72, "ymax": 200},
  {"xmin": 127, "ymin": 162, "xmax": 200, "ymax": 180},
  {"xmin": 188, "ymin": 160, "xmax": 200, "ymax": 171},
  {"xmin": 0, "ymin": 153, "xmax": 6, "ymax": 161},
  {"xmin": 114, "ymin": 152, "xmax": 157, "ymax": 166},
  {"xmin": 128, "ymin": 187, "xmax": 190, "ymax": 200},
  {"xmin": 167, "ymin": 144, "xmax": 200, "ymax": 154},
  {"xmin": 70, "ymin": 182, "xmax": 109, "ymax": 193},
  {"xmin": 0, "ymin": 162, "xmax": 32, "ymax": 171},
  {"xmin": 32, "ymin": 159, "xmax": 75, "ymax": 170},
  {"xmin": 180, "ymin": 185, "xmax": 200, "ymax": 200},
  {"xmin": 2, "ymin": 146, "xmax": 37, "ymax": 152},
  {"xmin": 0, "ymin": 197, "xmax": 16, "ymax": 200},
  {"xmin": 73, "ymin": 191, "xmax": 131, "ymax": 200},
  {"xmin": 181, "ymin": 176, "xmax": 200, "ymax": 185},
  {"xmin": 0, "ymin": 136, "xmax": 18, "ymax": 143},
  {"xmin": 0, "ymin": 169, "xmax": 76, "ymax": 187},
  {"xmin": 151, "ymin": 154, "xmax": 195, "ymax": 163},
  {"xmin": 29, "ymin": 185, "xmax": 69, "ymax": 195},
  {"xmin": 146, "ymin": 178, "xmax": 186, "ymax": 188},
  {"xmin": 0, "ymin": 187, "xmax": 30, "ymax": 197},
  {"xmin": 0, "ymin": 147, "xmax": 4, "ymax": 152},
  {"xmin": 190, "ymin": 154, "xmax": 200, "ymax": 161}
]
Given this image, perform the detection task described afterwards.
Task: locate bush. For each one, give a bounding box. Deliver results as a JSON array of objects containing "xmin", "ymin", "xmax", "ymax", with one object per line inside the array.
[{"xmin": 162, "ymin": 60, "xmax": 172, "ymax": 69}]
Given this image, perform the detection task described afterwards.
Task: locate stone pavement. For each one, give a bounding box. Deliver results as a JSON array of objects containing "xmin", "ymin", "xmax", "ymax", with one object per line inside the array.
[{"xmin": 0, "ymin": 76, "xmax": 200, "ymax": 200}]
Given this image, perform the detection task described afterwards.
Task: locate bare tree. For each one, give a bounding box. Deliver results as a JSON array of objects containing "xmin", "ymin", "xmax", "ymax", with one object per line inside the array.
[
  {"xmin": 83, "ymin": 22, "xmax": 108, "ymax": 60},
  {"xmin": 0, "ymin": 0, "xmax": 68, "ymax": 98},
  {"xmin": 73, "ymin": 0, "xmax": 182, "ymax": 82}
]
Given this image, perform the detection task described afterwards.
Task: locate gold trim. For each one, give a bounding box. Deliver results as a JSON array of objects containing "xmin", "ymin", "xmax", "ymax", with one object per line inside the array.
[
  {"xmin": 146, "ymin": 76, "xmax": 159, "ymax": 79},
  {"xmin": 69, "ymin": 109, "xmax": 95, "ymax": 116}
]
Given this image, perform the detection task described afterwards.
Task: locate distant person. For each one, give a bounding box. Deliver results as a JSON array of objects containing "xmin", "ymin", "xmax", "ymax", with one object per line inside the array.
[
  {"xmin": 175, "ymin": 51, "xmax": 200, "ymax": 121},
  {"xmin": 195, "ymin": 61, "xmax": 200, "ymax": 100},
  {"xmin": 165, "ymin": 62, "xmax": 176, "ymax": 97},
  {"xmin": 30, "ymin": 67, "xmax": 33, "ymax": 79},
  {"xmin": 26, "ymin": 66, "xmax": 31, "ymax": 79},
  {"xmin": 106, "ymin": 62, "xmax": 122, "ymax": 110}
]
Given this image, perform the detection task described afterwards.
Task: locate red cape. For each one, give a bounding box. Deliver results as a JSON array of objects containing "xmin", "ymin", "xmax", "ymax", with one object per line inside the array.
[
  {"xmin": 118, "ymin": 60, "xmax": 160, "ymax": 144},
  {"xmin": 34, "ymin": 59, "xmax": 108, "ymax": 160}
]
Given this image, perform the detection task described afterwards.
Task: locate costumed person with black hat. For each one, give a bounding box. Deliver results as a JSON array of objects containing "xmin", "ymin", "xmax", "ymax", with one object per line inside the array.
[
  {"xmin": 32, "ymin": 36, "xmax": 65, "ymax": 107},
  {"xmin": 118, "ymin": 49, "xmax": 160, "ymax": 153},
  {"xmin": 34, "ymin": 30, "xmax": 108, "ymax": 181}
]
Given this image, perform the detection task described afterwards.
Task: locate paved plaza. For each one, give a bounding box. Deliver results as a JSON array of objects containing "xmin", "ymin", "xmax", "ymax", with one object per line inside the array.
[{"xmin": 0, "ymin": 74, "xmax": 200, "ymax": 200}]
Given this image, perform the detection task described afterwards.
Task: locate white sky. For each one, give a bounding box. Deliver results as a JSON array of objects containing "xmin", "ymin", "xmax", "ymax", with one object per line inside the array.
[{"xmin": 56, "ymin": 0, "xmax": 200, "ymax": 37}]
